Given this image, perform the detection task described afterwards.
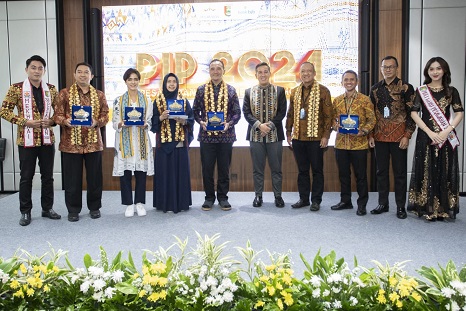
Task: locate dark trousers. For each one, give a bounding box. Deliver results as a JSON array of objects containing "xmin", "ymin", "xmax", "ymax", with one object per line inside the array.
[
  {"xmin": 335, "ymin": 148, "xmax": 368, "ymax": 207},
  {"xmin": 120, "ymin": 170, "xmax": 147, "ymax": 205},
  {"xmin": 249, "ymin": 141, "xmax": 283, "ymax": 197},
  {"xmin": 62, "ymin": 151, "xmax": 102, "ymax": 214},
  {"xmin": 18, "ymin": 145, "xmax": 55, "ymax": 213},
  {"xmin": 374, "ymin": 141, "xmax": 407, "ymax": 208},
  {"xmin": 200, "ymin": 142, "xmax": 232, "ymax": 201},
  {"xmin": 292, "ymin": 140, "xmax": 324, "ymax": 204}
]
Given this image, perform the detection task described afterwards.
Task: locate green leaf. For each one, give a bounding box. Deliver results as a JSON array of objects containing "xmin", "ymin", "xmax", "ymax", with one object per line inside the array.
[{"xmin": 83, "ymin": 253, "xmax": 92, "ymax": 269}]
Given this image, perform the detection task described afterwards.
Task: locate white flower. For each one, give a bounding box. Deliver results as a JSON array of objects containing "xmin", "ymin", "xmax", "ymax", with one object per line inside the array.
[
  {"xmin": 185, "ymin": 270, "xmax": 192, "ymax": 278},
  {"xmin": 350, "ymin": 296, "xmax": 358, "ymax": 306},
  {"xmin": 93, "ymin": 278, "xmax": 106, "ymax": 291},
  {"xmin": 112, "ymin": 270, "xmax": 124, "ymax": 283},
  {"xmin": 223, "ymin": 290, "xmax": 234, "ymax": 302},
  {"xmin": 71, "ymin": 274, "xmax": 80, "ymax": 284},
  {"xmin": 312, "ymin": 288, "xmax": 320, "ymax": 298},
  {"xmin": 441, "ymin": 287, "xmax": 456, "ymax": 298},
  {"xmin": 200, "ymin": 280, "xmax": 208, "ymax": 291},
  {"xmin": 332, "ymin": 286, "xmax": 341, "ymax": 293},
  {"xmin": 328, "ymin": 273, "xmax": 342, "ymax": 283},
  {"xmin": 451, "ymin": 301, "xmax": 461, "ymax": 311},
  {"xmin": 80, "ymin": 280, "xmax": 91, "ymax": 293},
  {"xmin": 88, "ymin": 266, "xmax": 104, "ymax": 277},
  {"xmin": 104, "ymin": 287, "xmax": 115, "ymax": 298},
  {"xmin": 333, "ymin": 300, "xmax": 342, "ymax": 308},
  {"xmin": 310, "ymin": 275, "xmax": 322, "ymax": 287},
  {"xmin": 92, "ymin": 291, "xmax": 104, "ymax": 302},
  {"xmin": 323, "ymin": 289, "xmax": 330, "ymax": 297},
  {"xmin": 323, "ymin": 301, "xmax": 332, "ymax": 309},
  {"xmin": 206, "ymin": 275, "xmax": 218, "ymax": 287}
]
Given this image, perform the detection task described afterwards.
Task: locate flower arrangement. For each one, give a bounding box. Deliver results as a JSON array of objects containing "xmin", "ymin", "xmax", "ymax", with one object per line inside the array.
[{"xmin": 0, "ymin": 234, "xmax": 464, "ymax": 310}]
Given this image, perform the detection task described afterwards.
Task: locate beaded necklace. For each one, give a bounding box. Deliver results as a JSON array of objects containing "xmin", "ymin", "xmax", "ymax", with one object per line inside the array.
[{"xmin": 69, "ymin": 83, "xmax": 99, "ymax": 145}]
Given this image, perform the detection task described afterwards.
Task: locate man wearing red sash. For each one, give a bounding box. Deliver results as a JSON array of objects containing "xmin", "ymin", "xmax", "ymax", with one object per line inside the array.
[{"xmin": 0, "ymin": 55, "xmax": 60, "ymax": 226}]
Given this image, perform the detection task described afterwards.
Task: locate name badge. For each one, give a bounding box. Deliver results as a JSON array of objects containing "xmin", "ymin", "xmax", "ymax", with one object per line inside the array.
[
  {"xmin": 383, "ymin": 106, "xmax": 390, "ymax": 118},
  {"xmin": 300, "ymin": 108, "xmax": 305, "ymax": 119}
]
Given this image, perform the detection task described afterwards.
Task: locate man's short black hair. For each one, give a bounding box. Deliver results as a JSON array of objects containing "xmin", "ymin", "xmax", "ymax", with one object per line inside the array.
[
  {"xmin": 381, "ymin": 56, "xmax": 399, "ymax": 67},
  {"xmin": 75, "ymin": 62, "xmax": 94, "ymax": 74},
  {"xmin": 255, "ymin": 62, "xmax": 270, "ymax": 72},
  {"xmin": 26, "ymin": 55, "xmax": 46, "ymax": 68}
]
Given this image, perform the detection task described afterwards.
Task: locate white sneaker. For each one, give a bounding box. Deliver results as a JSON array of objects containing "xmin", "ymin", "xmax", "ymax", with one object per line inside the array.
[
  {"xmin": 125, "ymin": 205, "xmax": 135, "ymax": 217},
  {"xmin": 136, "ymin": 203, "xmax": 146, "ymax": 216}
]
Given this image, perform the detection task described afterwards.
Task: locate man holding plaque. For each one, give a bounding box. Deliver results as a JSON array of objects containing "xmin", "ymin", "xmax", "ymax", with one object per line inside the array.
[
  {"xmin": 368, "ymin": 56, "xmax": 415, "ymax": 219},
  {"xmin": 243, "ymin": 62, "xmax": 286, "ymax": 208},
  {"xmin": 0, "ymin": 55, "xmax": 60, "ymax": 226},
  {"xmin": 285, "ymin": 62, "xmax": 333, "ymax": 211},
  {"xmin": 54, "ymin": 62, "xmax": 109, "ymax": 222},
  {"xmin": 331, "ymin": 70, "xmax": 375, "ymax": 216},
  {"xmin": 193, "ymin": 59, "xmax": 241, "ymax": 211}
]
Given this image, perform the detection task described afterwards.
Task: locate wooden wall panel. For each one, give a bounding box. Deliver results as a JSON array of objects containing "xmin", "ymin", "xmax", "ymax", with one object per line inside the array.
[{"xmin": 61, "ymin": 0, "xmax": 401, "ymax": 192}]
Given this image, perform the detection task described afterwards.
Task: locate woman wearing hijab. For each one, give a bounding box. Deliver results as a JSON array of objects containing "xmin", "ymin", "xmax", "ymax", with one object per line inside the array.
[
  {"xmin": 151, "ymin": 73, "xmax": 194, "ymax": 213},
  {"xmin": 112, "ymin": 68, "xmax": 154, "ymax": 217}
]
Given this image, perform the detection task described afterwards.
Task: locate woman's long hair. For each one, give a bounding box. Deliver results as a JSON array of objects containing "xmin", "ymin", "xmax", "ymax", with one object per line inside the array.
[{"xmin": 422, "ymin": 56, "xmax": 452, "ymax": 98}]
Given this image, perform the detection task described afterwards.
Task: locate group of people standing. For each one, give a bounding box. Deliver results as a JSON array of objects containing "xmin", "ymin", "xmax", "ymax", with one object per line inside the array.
[{"xmin": 0, "ymin": 54, "xmax": 462, "ymax": 226}]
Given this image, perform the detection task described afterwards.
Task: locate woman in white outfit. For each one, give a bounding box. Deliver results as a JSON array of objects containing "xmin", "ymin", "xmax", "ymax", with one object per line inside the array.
[{"xmin": 112, "ymin": 68, "xmax": 154, "ymax": 217}]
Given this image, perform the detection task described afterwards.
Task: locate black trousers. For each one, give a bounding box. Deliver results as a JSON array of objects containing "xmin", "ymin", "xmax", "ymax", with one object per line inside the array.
[
  {"xmin": 374, "ymin": 141, "xmax": 407, "ymax": 208},
  {"xmin": 335, "ymin": 148, "xmax": 369, "ymax": 207},
  {"xmin": 292, "ymin": 140, "xmax": 324, "ymax": 204},
  {"xmin": 62, "ymin": 151, "xmax": 102, "ymax": 214},
  {"xmin": 18, "ymin": 144, "xmax": 55, "ymax": 213},
  {"xmin": 200, "ymin": 142, "xmax": 232, "ymax": 202},
  {"xmin": 120, "ymin": 170, "xmax": 147, "ymax": 205}
]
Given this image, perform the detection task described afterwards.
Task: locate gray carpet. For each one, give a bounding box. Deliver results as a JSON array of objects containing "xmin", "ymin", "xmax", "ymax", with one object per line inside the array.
[{"xmin": 1, "ymin": 191, "xmax": 465, "ymax": 276}]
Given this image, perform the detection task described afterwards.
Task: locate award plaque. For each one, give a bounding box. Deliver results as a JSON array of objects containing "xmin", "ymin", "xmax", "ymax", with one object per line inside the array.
[
  {"xmin": 207, "ymin": 112, "xmax": 225, "ymax": 131},
  {"xmin": 338, "ymin": 114, "xmax": 359, "ymax": 134},
  {"xmin": 167, "ymin": 99, "xmax": 187, "ymax": 119},
  {"xmin": 124, "ymin": 107, "xmax": 144, "ymax": 126},
  {"xmin": 71, "ymin": 106, "xmax": 92, "ymax": 126}
]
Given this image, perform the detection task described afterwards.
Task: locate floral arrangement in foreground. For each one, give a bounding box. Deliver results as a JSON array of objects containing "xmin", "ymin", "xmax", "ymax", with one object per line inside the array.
[{"xmin": 0, "ymin": 233, "xmax": 465, "ymax": 310}]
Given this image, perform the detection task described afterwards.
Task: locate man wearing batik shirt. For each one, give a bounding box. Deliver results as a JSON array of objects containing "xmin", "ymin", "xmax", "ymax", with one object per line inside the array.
[
  {"xmin": 243, "ymin": 62, "xmax": 287, "ymax": 208},
  {"xmin": 368, "ymin": 56, "xmax": 415, "ymax": 219},
  {"xmin": 331, "ymin": 70, "xmax": 376, "ymax": 216},
  {"xmin": 193, "ymin": 59, "xmax": 241, "ymax": 211},
  {"xmin": 0, "ymin": 55, "xmax": 60, "ymax": 226},
  {"xmin": 54, "ymin": 62, "xmax": 109, "ymax": 222},
  {"xmin": 285, "ymin": 62, "xmax": 333, "ymax": 212}
]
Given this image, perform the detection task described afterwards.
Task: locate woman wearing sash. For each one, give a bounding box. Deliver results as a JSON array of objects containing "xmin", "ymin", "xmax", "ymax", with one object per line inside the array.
[
  {"xmin": 151, "ymin": 73, "xmax": 194, "ymax": 213},
  {"xmin": 408, "ymin": 57, "xmax": 463, "ymax": 221},
  {"xmin": 112, "ymin": 68, "xmax": 154, "ymax": 217}
]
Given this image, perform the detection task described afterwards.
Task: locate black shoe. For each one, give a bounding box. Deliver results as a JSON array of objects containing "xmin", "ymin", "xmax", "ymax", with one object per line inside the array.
[
  {"xmin": 202, "ymin": 200, "xmax": 214, "ymax": 211},
  {"xmin": 370, "ymin": 205, "xmax": 389, "ymax": 214},
  {"xmin": 291, "ymin": 199, "xmax": 310, "ymax": 209},
  {"xmin": 41, "ymin": 209, "xmax": 61, "ymax": 219},
  {"xmin": 90, "ymin": 210, "xmax": 101, "ymax": 219},
  {"xmin": 331, "ymin": 202, "xmax": 353, "ymax": 210},
  {"xmin": 310, "ymin": 202, "xmax": 320, "ymax": 211},
  {"xmin": 68, "ymin": 214, "xmax": 79, "ymax": 222},
  {"xmin": 219, "ymin": 200, "xmax": 231, "ymax": 211},
  {"xmin": 253, "ymin": 195, "xmax": 263, "ymax": 207},
  {"xmin": 275, "ymin": 196, "xmax": 285, "ymax": 208},
  {"xmin": 19, "ymin": 213, "xmax": 31, "ymax": 226},
  {"xmin": 356, "ymin": 206, "xmax": 367, "ymax": 216},
  {"xmin": 396, "ymin": 207, "xmax": 407, "ymax": 219}
]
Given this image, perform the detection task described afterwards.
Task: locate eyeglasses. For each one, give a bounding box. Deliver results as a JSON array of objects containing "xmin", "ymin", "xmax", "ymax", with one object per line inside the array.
[{"xmin": 381, "ymin": 65, "xmax": 397, "ymax": 71}]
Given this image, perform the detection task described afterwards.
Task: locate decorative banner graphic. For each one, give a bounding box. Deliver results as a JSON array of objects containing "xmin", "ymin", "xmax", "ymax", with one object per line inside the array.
[{"xmin": 102, "ymin": 1, "xmax": 359, "ymax": 146}]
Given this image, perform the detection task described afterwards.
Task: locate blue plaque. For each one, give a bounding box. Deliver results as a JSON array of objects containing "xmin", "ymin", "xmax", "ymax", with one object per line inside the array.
[
  {"xmin": 338, "ymin": 114, "xmax": 359, "ymax": 134},
  {"xmin": 124, "ymin": 107, "xmax": 144, "ymax": 126},
  {"xmin": 207, "ymin": 112, "xmax": 225, "ymax": 131},
  {"xmin": 167, "ymin": 99, "xmax": 185, "ymax": 116},
  {"xmin": 71, "ymin": 105, "xmax": 92, "ymax": 126}
]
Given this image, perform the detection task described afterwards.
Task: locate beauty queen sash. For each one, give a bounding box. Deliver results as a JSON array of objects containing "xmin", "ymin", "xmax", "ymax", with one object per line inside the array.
[
  {"xmin": 418, "ymin": 85, "xmax": 459, "ymax": 149},
  {"xmin": 22, "ymin": 79, "xmax": 52, "ymax": 147}
]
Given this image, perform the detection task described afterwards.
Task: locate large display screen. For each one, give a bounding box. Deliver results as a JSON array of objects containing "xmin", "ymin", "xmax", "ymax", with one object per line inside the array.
[{"xmin": 102, "ymin": 1, "xmax": 359, "ymax": 147}]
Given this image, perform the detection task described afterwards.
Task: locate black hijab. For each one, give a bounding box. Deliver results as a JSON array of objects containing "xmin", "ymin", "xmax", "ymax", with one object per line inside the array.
[{"xmin": 162, "ymin": 73, "xmax": 179, "ymax": 100}]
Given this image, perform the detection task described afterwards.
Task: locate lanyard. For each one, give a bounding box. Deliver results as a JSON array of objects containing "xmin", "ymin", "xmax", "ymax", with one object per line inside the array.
[{"xmin": 345, "ymin": 92, "xmax": 357, "ymax": 115}]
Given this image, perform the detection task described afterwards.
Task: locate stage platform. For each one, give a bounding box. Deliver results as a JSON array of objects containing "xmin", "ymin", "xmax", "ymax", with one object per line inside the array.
[{"xmin": 1, "ymin": 191, "xmax": 465, "ymax": 275}]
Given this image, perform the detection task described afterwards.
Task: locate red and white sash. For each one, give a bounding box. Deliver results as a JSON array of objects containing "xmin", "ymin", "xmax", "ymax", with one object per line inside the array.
[
  {"xmin": 418, "ymin": 85, "xmax": 459, "ymax": 149},
  {"xmin": 22, "ymin": 79, "xmax": 53, "ymax": 147}
]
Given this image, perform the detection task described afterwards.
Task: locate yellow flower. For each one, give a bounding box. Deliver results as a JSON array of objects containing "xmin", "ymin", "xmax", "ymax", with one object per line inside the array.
[
  {"xmin": 411, "ymin": 292, "xmax": 422, "ymax": 302},
  {"xmin": 43, "ymin": 285, "xmax": 50, "ymax": 292},
  {"xmin": 396, "ymin": 300, "xmax": 403, "ymax": 308},
  {"xmin": 148, "ymin": 292, "xmax": 160, "ymax": 302},
  {"xmin": 26, "ymin": 288, "xmax": 35, "ymax": 297},
  {"xmin": 378, "ymin": 289, "xmax": 385, "ymax": 295},
  {"xmin": 389, "ymin": 276, "xmax": 398, "ymax": 287},
  {"xmin": 133, "ymin": 273, "xmax": 140, "ymax": 279},
  {"xmin": 398, "ymin": 285, "xmax": 410, "ymax": 297},
  {"xmin": 10, "ymin": 279, "xmax": 20, "ymax": 289},
  {"xmin": 254, "ymin": 301, "xmax": 265, "ymax": 308},
  {"xmin": 389, "ymin": 292, "xmax": 400, "ymax": 302},
  {"xmin": 286, "ymin": 269, "xmax": 294, "ymax": 275},
  {"xmin": 139, "ymin": 290, "xmax": 146, "ymax": 297},
  {"xmin": 13, "ymin": 290, "xmax": 24, "ymax": 298},
  {"xmin": 275, "ymin": 283, "xmax": 283, "ymax": 290},
  {"xmin": 159, "ymin": 290, "xmax": 167, "ymax": 299},
  {"xmin": 142, "ymin": 266, "xmax": 149, "ymax": 275},
  {"xmin": 265, "ymin": 265, "xmax": 276, "ymax": 271},
  {"xmin": 259, "ymin": 275, "xmax": 269, "ymax": 282},
  {"xmin": 267, "ymin": 285, "xmax": 276, "ymax": 296},
  {"xmin": 20, "ymin": 264, "xmax": 27, "ymax": 274},
  {"xmin": 281, "ymin": 290, "xmax": 294, "ymax": 306},
  {"xmin": 377, "ymin": 295, "xmax": 387, "ymax": 304},
  {"xmin": 150, "ymin": 262, "xmax": 166, "ymax": 274},
  {"xmin": 33, "ymin": 265, "xmax": 40, "ymax": 272},
  {"xmin": 158, "ymin": 277, "xmax": 168, "ymax": 286},
  {"xmin": 52, "ymin": 266, "xmax": 60, "ymax": 273},
  {"xmin": 282, "ymin": 273, "xmax": 292, "ymax": 285},
  {"xmin": 277, "ymin": 298, "xmax": 284, "ymax": 310}
]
